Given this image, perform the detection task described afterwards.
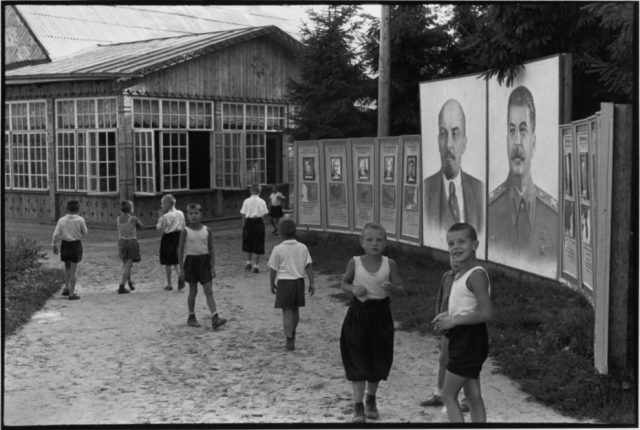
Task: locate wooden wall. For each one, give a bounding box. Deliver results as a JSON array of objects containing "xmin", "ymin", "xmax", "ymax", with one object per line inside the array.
[
  {"xmin": 4, "ymin": 191, "xmax": 53, "ymax": 221},
  {"xmin": 4, "ymin": 6, "xmax": 48, "ymax": 67}
]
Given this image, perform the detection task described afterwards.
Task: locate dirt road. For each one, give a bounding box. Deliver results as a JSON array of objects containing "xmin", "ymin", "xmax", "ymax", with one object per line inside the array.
[{"xmin": 3, "ymin": 220, "xmax": 591, "ymax": 425}]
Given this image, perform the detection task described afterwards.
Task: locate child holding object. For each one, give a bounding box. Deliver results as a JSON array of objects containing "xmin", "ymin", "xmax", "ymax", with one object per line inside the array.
[
  {"xmin": 116, "ymin": 200, "xmax": 143, "ymax": 294},
  {"xmin": 432, "ymin": 222, "xmax": 492, "ymax": 423},
  {"xmin": 340, "ymin": 223, "xmax": 404, "ymax": 423},
  {"xmin": 178, "ymin": 204, "xmax": 227, "ymax": 330},
  {"xmin": 267, "ymin": 218, "xmax": 315, "ymax": 351},
  {"xmin": 52, "ymin": 200, "xmax": 88, "ymax": 300}
]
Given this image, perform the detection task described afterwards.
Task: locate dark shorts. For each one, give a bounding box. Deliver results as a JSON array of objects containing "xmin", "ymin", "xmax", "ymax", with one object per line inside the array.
[
  {"xmin": 269, "ymin": 205, "xmax": 284, "ymax": 218},
  {"xmin": 160, "ymin": 231, "xmax": 181, "ymax": 265},
  {"xmin": 183, "ymin": 254, "xmax": 212, "ymax": 285},
  {"xmin": 446, "ymin": 323, "xmax": 489, "ymax": 379},
  {"xmin": 274, "ymin": 278, "xmax": 305, "ymax": 308},
  {"xmin": 340, "ymin": 297, "xmax": 394, "ymax": 382},
  {"xmin": 60, "ymin": 240, "xmax": 82, "ymax": 263},
  {"xmin": 118, "ymin": 238, "xmax": 141, "ymax": 263},
  {"xmin": 242, "ymin": 218, "xmax": 265, "ymax": 255}
]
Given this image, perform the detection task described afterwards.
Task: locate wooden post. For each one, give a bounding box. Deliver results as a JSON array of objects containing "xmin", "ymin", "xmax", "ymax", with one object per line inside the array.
[
  {"xmin": 118, "ymin": 95, "xmax": 134, "ymax": 202},
  {"xmin": 377, "ymin": 5, "xmax": 391, "ymax": 137}
]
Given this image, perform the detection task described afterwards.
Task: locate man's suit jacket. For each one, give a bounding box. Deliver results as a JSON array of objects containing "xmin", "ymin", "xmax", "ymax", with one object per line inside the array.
[{"xmin": 423, "ymin": 170, "xmax": 484, "ymax": 237}]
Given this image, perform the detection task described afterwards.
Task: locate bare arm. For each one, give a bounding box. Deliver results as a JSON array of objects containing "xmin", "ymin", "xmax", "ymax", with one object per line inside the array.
[
  {"xmin": 269, "ymin": 268, "xmax": 277, "ymax": 294},
  {"xmin": 340, "ymin": 258, "xmax": 366, "ymax": 298},
  {"xmin": 305, "ymin": 263, "xmax": 315, "ymax": 296},
  {"xmin": 208, "ymin": 227, "xmax": 216, "ymax": 278},
  {"xmin": 433, "ymin": 269, "xmax": 492, "ymax": 330},
  {"xmin": 383, "ymin": 258, "xmax": 405, "ymax": 295},
  {"xmin": 177, "ymin": 230, "xmax": 187, "ymax": 277}
]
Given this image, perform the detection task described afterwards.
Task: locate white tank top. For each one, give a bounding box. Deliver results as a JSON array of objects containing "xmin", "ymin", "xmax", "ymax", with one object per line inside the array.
[
  {"xmin": 353, "ymin": 256, "xmax": 390, "ymax": 302},
  {"xmin": 184, "ymin": 226, "xmax": 209, "ymax": 256},
  {"xmin": 448, "ymin": 266, "xmax": 490, "ymax": 317}
]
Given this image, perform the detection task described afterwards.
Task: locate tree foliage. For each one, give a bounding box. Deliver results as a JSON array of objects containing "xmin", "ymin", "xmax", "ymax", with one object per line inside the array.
[{"xmin": 287, "ymin": 5, "xmax": 375, "ymax": 140}]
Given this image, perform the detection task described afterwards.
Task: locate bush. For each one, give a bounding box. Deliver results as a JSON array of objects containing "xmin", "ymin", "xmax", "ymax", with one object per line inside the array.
[{"xmin": 4, "ymin": 236, "xmax": 46, "ymax": 276}]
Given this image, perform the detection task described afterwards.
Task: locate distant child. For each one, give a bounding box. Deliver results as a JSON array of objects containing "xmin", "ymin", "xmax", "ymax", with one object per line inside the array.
[
  {"xmin": 240, "ymin": 184, "xmax": 269, "ymax": 273},
  {"xmin": 267, "ymin": 218, "xmax": 315, "ymax": 351},
  {"xmin": 268, "ymin": 184, "xmax": 286, "ymax": 235},
  {"xmin": 178, "ymin": 203, "xmax": 227, "ymax": 330},
  {"xmin": 117, "ymin": 200, "xmax": 143, "ymax": 294},
  {"xmin": 156, "ymin": 194, "xmax": 185, "ymax": 291},
  {"xmin": 52, "ymin": 200, "xmax": 88, "ymax": 300},
  {"xmin": 340, "ymin": 223, "xmax": 404, "ymax": 423},
  {"xmin": 432, "ymin": 223, "xmax": 492, "ymax": 423}
]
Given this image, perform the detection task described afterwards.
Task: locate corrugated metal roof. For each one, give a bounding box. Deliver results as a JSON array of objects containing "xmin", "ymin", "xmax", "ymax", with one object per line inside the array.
[
  {"xmin": 14, "ymin": 4, "xmax": 308, "ymax": 59},
  {"xmin": 6, "ymin": 26, "xmax": 301, "ymax": 82}
]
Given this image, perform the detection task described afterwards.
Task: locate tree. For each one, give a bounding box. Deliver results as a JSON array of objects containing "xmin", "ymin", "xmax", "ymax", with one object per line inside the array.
[{"xmin": 287, "ymin": 5, "xmax": 375, "ymax": 140}]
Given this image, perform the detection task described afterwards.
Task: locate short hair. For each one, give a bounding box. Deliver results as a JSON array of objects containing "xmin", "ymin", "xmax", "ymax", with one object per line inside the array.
[
  {"xmin": 361, "ymin": 222, "xmax": 387, "ymax": 241},
  {"xmin": 186, "ymin": 203, "xmax": 202, "ymax": 212},
  {"xmin": 120, "ymin": 200, "xmax": 133, "ymax": 213},
  {"xmin": 66, "ymin": 200, "xmax": 80, "ymax": 213},
  {"xmin": 507, "ymin": 86, "xmax": 536, "ymax": 132},
  {"xmin": 161, "ymin": 194, "xmax": 176, "ymax": 207},
  {"xmin": 447, "ymin": 222, "xmax": 478, "ymax": 241},
  {"xmin": 278, "ymin": 218, "xmax": 297, "ymax": 239},
  {"xmin": 250, "ymin": 184, "xmax": 260, "ymax": 194}
]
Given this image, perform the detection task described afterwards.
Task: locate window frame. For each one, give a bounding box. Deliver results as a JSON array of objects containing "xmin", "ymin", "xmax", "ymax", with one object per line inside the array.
[{"xmin": 133, "ymin": 131, "xmax": 156, "ymax": 195}]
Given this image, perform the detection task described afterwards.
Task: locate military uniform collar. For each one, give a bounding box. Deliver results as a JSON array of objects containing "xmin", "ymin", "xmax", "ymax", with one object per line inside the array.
[{"xmin": 507, "ymin": 177, "xmax": 536, "ymax": 224}]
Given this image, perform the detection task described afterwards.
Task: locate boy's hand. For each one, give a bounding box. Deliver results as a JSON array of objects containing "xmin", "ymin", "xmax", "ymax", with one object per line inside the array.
[
  {"xmin": 352, "ymin": 284, "xmax": 367, "ymax": 298},
  {"xmin": 433, "ymin": 313, "xmax": 454, "ymax": 333},
  {"xmin": 178, "ymin": 272, "xmax": 185, "ymax": 283},
  {"xmin": 308, "ymin": 283, "xmax": 315, "ymax": 296},
  {"xmin": 52, "ymin": 246, "xmax": 58, "ymax": 255},
  {"xmin": 270, "ymin": 284, "xmax": 277, "ymax": 295}
]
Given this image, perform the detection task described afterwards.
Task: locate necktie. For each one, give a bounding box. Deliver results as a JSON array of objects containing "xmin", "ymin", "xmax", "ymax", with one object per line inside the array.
[{"xmin": 449, "ymin": 181, "xmax": 460, "ymax": 223}]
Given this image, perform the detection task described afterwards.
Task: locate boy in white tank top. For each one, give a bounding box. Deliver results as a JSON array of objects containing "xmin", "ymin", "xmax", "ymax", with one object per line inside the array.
[
  {"xmin": 432, "ymin": 222, "xmax": 492, "ymax": 423},
  {"xmin": 178, "ymin": 204, "xmax": 227, "ymax": 330}
]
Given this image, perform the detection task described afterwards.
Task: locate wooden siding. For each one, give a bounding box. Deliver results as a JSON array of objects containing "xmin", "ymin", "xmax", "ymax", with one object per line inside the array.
[
  {"xmin": 4, "ymin": 191, "xmax": 53, "ymax": 222},
  {"xmin": 126, "ymin": 37, "xmax": 299, "ymax": 101},
  {"xmin": 5, "ymin": 6, "xmax": 49, "ymax": 67},
  {"xmin": 4, "ymin": 80, "xmax": 123, "ymax": 100}
]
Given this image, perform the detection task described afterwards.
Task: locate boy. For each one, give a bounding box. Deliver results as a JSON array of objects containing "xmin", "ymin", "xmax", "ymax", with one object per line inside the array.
[
  {"xmin": 178, "ymin": 204, "xmax": 227, "ymax": 330},
  {"xmin": 267, "ymin": 218, "xmax": 315, "ymax": 351},
  {"xmin": 432, "ymin": 223, "xmax": 492, "ymax": 423},
  {"xmin": 156, "ymin": 194, "xmax": 185, "ymax": 291},
  {"xmin": 52, "ymin": 200, "xmax": 88, "ymax": 300},
  {"xmin": 240, "ymin": 184, "xmax": 269, "ymax": 273},
  {"xmin": 117, "ymin": 200, "xmax": 143, "ymax": 294},
  {"xmin": 268, "ymin": 184, "xmax": 286, "ymax": 235}
]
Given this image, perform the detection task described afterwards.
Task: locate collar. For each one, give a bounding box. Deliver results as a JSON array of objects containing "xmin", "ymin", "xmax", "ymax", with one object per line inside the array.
[
  {"xmin": 282, "ymin": 239, "xmax": 297, "ymax": 244},
  {"xmin": 507, "ymin": 179, "xmax": 536, "ymax": 224}
]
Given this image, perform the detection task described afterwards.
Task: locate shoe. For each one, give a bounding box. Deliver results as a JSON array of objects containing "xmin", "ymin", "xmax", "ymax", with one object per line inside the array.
[
  {"xmin": 128, "ymin": 282, "xmax": 135, "ymax": 291},
  {"xmin": 68, "ymin": 294, "xmax": 80, "ymax": 300},
  {"xmin": 212, "ymin": 314, "xmax": 227, "ymax": 330},
  {"xmin": 164, "ymin": 285, "xmax": 173, "ymax": 291},
  {"xmin": 286, "ymin": 337, "xmax": 295, "ymax": 351},
  {"xmin": 177, "ymin": 280, "xmax": 185, "ymax": 290},
  {"xmin": 61, "ymin": 288, "xmax": 70, "ymax": 296},
  {"xmin": 252, "ymin": 267, "xmax": 259, "ymax": 273},
  {"xmin": 117, "ymin": 285, "xmax": 130, "ymax": 294},
  {"xmin": 244, "ymin": 263, "xmax": 252, "ymax": 271},
  {"xmin": 460, "ymin": 397, "xmax": 470, "ymax": 412},
  {"xmin": 420, "ymin": 394, "xmax": 443, "ymax": 407},
  {"xmin": 187, "ymin": 315, "xmax": 201, "ymax": 327},
  {"xmin": 365, "ymin": 395, "xmax": 379, "ymax": 419},
  {"xmin": 352, "ymin": 402, "xmax": 366, "ymax": 423}
]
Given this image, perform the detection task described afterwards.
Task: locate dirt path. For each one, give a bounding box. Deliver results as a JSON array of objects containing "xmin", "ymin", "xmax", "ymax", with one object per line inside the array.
[{"xmin": 3, "ymin": 220, "xmax": 592, "ymax": 425}]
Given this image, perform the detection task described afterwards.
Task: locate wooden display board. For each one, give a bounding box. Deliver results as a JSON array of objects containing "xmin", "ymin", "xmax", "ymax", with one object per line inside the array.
[
  {"xmin": 323, "ymin": 139, "xmax": 351, "ymax": 233},
  {"xmin": 399, "ymin": 135, "xmax": 422, "ymax": 244},
  {"xmin": 378, "ymin": 137, "xmax": 401, "ymax": 239},
  {"xmin": 295, "ymin": 140, "xmax": 322, "ymax": 230},
  {"xmin": 351, "ymin": 138, "xmax": 376, "ymax": 233}
]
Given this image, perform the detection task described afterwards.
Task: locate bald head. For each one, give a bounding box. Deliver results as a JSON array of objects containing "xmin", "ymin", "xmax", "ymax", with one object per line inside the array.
[{"xmin": 437, "ymin": 99, "xmax": 467, "ymax": 179}]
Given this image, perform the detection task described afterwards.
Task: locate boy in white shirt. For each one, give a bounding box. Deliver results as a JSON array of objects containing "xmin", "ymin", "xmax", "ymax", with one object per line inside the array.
[
  {"xmin": 240, "ymin": 184, "xmax": 269, "ymax": 273},
  {"xmin": 156, "ymin": 194, "xmax": 186, "ymax": 291},
  {"xmin": 52, "ymin": 200, "xmax": 88, "ymax": 300}
]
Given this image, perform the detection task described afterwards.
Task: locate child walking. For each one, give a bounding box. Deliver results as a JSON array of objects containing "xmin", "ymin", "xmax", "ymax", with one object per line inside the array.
[
  {"xmin": 432, "ymin": 222, "xmax": 492, "ymax": 423},
  {"xmin": 52, "ymin": 200, "xmax": 88, "ymax": 300},
  {"xmin": 117, "ymin": 200, "xmax": 143, "ymax": 294},
  {"xmin": 156, "ymin": 194, "xmax": 185, "ymax": 291},
  {"xmin": 240, "ymin": 184, "xmax": 269, "ymax": 273},
  {"xmin": 267, "ymin": 218, "xmax": 315, "ymax": 351},
  {"xmin": 178, "ymin": 203, "xmax": 227, "ymax": 330},
  {"xmin": 340, "ymin": 223, "xmax": 404, "ymax": 423},
  {"xmin": 268, "ymin": 184, "xmax": 285, "ymax": 235}
]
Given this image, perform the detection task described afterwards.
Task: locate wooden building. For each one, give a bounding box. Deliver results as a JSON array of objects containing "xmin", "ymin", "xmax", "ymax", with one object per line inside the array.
[{"xmin": 4, "ymin": 5, "xmax": 303, "ymax": 225}]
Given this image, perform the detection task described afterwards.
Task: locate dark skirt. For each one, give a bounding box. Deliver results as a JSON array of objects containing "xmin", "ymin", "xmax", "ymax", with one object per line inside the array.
[
  {"xmin": 446, "ymin": 323, "xmax": 489, "ymax": 379},
  {"xmin": 60, "ymin": 240, "xmax": 83, "ymax": 263},
  {"xmin": 269, "ymin": 205, "xmax": 284, "ymax": 218},
  {"xmin": 183, "ymin": 254, "xmax": 212, "ymax": 285},
  {"xmin": 242, "ymin": 218, "xmax": 265, "ymax": 255},
  {"xmin": 159, "ymin": 231, "xmax": 181, "ymax": 265},
  {"xmin": 274, "ymin": 278, "xmax": 305, "ymax": 308},
  {"xmin": 340, "ymin": 297, "xmax": 394, "ymax": 382}
]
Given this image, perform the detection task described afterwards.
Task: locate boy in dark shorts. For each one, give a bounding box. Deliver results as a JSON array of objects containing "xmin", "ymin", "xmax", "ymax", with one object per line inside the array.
[
  {"xmin": 178, "ymin": 204, "xmax": 227, "ymax": 330},
  {"xmin": 52, "ymin": 200, "xmax": 88, "ymax": 300},
  {"xmin": 268, "ymin": 184, "xmax": 285, "ymax": 235},
  {"xmin": 240, "ymin": 184, "xmax": 269, "ymax": 273},
  {"xmin": 156, "ymin": 194, "xmax": 185, "ymax": 291},
  {"xmin": 117, "ymin": 200, "xmax": 143, "ymax": 294},
  {"xmin": 267, "ymin": 218, "xmax": 315, "ymax": 351},
  {"xmin": 432, "ymin": 223, "xmax": 492, "ymax": 423}
]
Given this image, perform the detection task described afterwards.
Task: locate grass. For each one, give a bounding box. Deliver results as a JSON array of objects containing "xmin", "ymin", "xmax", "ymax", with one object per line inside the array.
[{"xmin": 299, "ymin": 231, "xmax": 637, "ymax": 425}]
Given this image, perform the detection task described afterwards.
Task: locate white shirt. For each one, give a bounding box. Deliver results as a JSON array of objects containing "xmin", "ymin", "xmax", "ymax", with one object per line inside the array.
[
  {"xmin": 52, "ymin": 214, "xmax": 88, "ymax": 246},
  {"xmin": 240, "ymin": 194, "xmax": 268, "ymax": 218},
  {"xmin": 156, "ymin": 207, "xmax": 185, "ymax": 233},
  {"xmin": 267, "ymin": 239, "xmax": 312, "ymax": 281},
  {"xmin": 442, "ymin": 172, "xmax": 465, "ymax": 222},
  {"xmin": 270, "ymin": 192, "xmax": 285, "ymax": 207},
  {"xmin": 353, "ymin": 256, "xmax": 390, "ymax": 301},
  {"xmin": 448, "ymin": 266, "xmax": 490, "ymax": 317},
  {"xmin": 183, "ymin": 226, "xmax": 209, "ymax": 257}
]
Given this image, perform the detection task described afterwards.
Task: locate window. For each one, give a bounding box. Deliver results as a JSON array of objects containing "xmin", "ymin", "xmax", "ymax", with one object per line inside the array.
[
  {"xmin": 188, "ymin": 101, "xmax": 213, "ymax": 129},
  {"xmin": 134, "ymin": 131, "xmax": 155, "ymax": 194},
  {"xmin": 214, "ymin": 132, "xmax": 241, "ymax": 188},
  {"xmin": 222, "ymin": 103, "xmax": 244, "ymax": 130},
  {"xmin": 57, "ymin": 132, "xmax": 77, "ymax": 191},
  {"xmin": 161, "ymin": 132, "xmax": 188, "ymax": 191},
  {"xmin": 162, "ymin": 100, "xmax": 187, "ymax": 129},
  {"xmin": 245, "ymin": 104, "xmax": 265, "ymax": 130},
  {"xmin": 4, "ymin": 133, "xmax": 11, "ymax": 188},
  {"xmin": 87, "ymin": 131, "xmax": 117, "ymax": 193},
  {"xmin": 266, "ymin": 105, "xmax": 286, "ymax": 131},
  {"xmin": 222, "ymin": 102, "xmax": 286, "ymax": 132},
  {"xmin": 97, "ymin": 99, "xmax": 118, "ymax": 128},
  {"xmin": 77, "ymin": 99, "xmax": 96, "ymax": 128},
  {"xmin": 245, "ymin": 133, "xmax": 266, "ymax": 185},
  {"xmin": 133, "ymin": 98, "xmax": 160, "ymax": 128},
  {"xmin": 56, "ymin": 100, "xmax": 76, "ymax": 129}
]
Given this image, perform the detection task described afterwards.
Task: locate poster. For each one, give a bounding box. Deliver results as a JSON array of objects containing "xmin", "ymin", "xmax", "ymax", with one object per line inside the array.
[
  {"xmin": 419, "ymin": 74, "xmax": 486, "ymax": 256},
  {"xmin": 561, "ymin": 126, "xmax": 578, "ymax": 281},
  {"xmin": 324, "ymin": 140, "xmax": 350, "ymax": 230},
  {"xmin": 296, "ymin": 141, "xmax": 321, "ymax": 228},
  {"xmin": 378, "ymin": 138, "xmax": 400, "ymax": 236},
  {"xmin": 400, "ymin": 135, "xmax": 421, "ymax": 242},
  {"xmin": 579, "ymin": 121, "xmax": 595, "ymax": 290},
  {"xmin": 487, "ymin": 55, "xmax": 563, "ymax": 278},
  {"xmin": 351, "ymin": 138, "xmax": 375, "ymax": 231}
]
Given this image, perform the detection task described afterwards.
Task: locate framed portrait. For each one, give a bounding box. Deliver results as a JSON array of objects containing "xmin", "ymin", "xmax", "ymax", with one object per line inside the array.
[
  {"xmin": 302, "ymin": 157, "xmax": 315, "ymax": 181},
  {"xmin": 330, "ymin": 157, "xmax": 342, "ymax": 181},
  {"xmin": 357, "ymin": 156, "xmax": 370, "ymax": 181},
  {"xmin": 404, "ymin": 186, "xmax": 418, "ymax": 211},
  {"xmin": 564, "ymin": 153, "xmax": 573, "ymax": 196},
  {"xmin": 406, "ymin": 155, "xmax": 417, "ymax": 184},
  {"xmin": 383, "ymin": 156, "xmax": 395, "ymax": 182},
  {"xmin": 579, "ymin": 153, "xmax": 589, "ymax": 200}
]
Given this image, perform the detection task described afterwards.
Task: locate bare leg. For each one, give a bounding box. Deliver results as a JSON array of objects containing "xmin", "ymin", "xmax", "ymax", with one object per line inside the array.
[
  {"xmin": 463, "ymin": 378, "xmax": 486, "ymax": 422},
  {"xmin": 164, "ymin": 265, "xmax": 173, "ymax": 287},
  {"xmin": 292, "ymin": 306, "xmax": 300, "ymax": 336},
  {"xmin": 352, "ymin": 381, "xmax": 366, "ymax": 403},
  {"xmin": 120, "ymin": 260, "xmax": 132, "ymax": 285},
  {"xmin": 187, "ymin": 282, "xmax": 198, "ymax": 314},
  {"xmin": 63, "ymin": 262, "xmax": 71, "ymax": 290},
  {"xmin": 282, "ymin": 307, "xmax": 295, "ymax": 338},
  {"xmin": 253, "ymin": 254, "xmax": 261, "ymax": 266},
  {"xmin": 68, "ymin": 262, "xmax": 78, "ymax": 295},
  {"xmin": 366, "ymin": 381, "xmax": 379, "ymax": 396},
  {"xmin": 441, "ymin": 370, "xmax": 466, "ymax": 422},
  {"xmin": 202, "ymin": 282, "xmax": 218, "ymax": 316},
  {"xmin": 437, "ymin": 336, "xmax": 449, "ymax": 395}
]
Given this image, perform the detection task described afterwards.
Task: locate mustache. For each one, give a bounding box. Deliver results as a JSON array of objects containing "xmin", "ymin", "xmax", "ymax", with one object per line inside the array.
[
  {"xmin": 510, "ymin": 146, "xmax": 527, "ymax": 161},
  {"xmin": 443, "ymin": 151, "xmax": 456, "ymax": 161}
]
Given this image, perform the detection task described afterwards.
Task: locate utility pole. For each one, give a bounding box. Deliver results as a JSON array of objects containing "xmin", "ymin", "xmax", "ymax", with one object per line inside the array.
[{"xmin": 377, "ymin": 4, "xmax": 391, "ymax": 137}]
